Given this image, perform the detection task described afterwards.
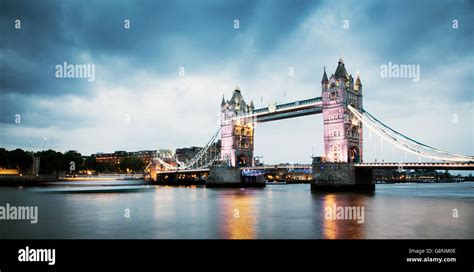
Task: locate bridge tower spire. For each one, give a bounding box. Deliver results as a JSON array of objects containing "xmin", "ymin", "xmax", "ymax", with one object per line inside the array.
[
  {"xmin": 321, "ymin": 59, "xmax": 364, "ymax": 163},
  {"xmin": 221, "ymin": 94, "xmax": 226, "ymax": 106},
  {"xmin": 321, "ymin": 66, "xmax": 329, "ymax": 83}
]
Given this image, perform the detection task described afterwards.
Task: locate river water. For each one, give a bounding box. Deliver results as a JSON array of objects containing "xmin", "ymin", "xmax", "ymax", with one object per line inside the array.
[{"xmin": 0, "ymin": 182, "xmax": 472, "ymax": 239}]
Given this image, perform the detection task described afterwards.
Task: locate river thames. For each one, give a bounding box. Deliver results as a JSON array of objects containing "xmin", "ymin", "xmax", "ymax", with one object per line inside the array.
[{"xmin": 0, "ymin": 182, "xmax": 473, "ymax": 239}]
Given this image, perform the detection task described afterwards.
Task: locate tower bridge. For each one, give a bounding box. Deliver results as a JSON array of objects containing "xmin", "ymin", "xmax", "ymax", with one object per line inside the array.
[
  {"xmin": 152, "ymin": 58, "xmax": 473, "ymax": 190},
  {"xmin": 219, "ymin": 58, "xmax": 364, "ymax": 168}
]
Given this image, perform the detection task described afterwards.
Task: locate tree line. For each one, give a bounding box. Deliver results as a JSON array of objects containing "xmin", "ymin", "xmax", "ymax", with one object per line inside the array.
[
  {"xmin": 0, "ymin": 148, "xmax": 32, "ymax": 172},
  {"xmin": 0, "ymin": 148, "xmax": 145, "ymax": 175}
]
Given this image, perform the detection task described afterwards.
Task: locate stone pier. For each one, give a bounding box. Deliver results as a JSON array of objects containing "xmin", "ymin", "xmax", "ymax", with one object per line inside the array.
[
  {"xmin": 311, "ymin": 162, "xmax": 375, "ymax": 191},
  {"xmin": 206, "ymin": 165, "xmax": 265, "ymax": 188}
]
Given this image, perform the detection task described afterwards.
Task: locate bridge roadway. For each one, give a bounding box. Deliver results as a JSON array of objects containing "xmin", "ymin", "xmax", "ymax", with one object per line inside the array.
[
  {"xmin": 241, "ymin": 164, "xmax": 312, "ymax": 171},
  {"xmin": 242, "ymin": 162, "xmax": 474, "ymax": 171},
  {"xmin": 354, "ymin": 162, "xmax": 474, "ymax": 170},
  {"xmin": 154, "ymin": 162, "xmax": 473, "ymax": 184},
  {"xmin": 157, "ymin": 162, "xmax": 474, "ymax": 174}
]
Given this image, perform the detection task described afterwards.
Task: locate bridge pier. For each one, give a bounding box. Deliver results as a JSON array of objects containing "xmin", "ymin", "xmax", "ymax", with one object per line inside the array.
[
  {"xmin": 207, "ymin": 165, "xmax": 265, "ymax": 188},
  {"xmin": 311, "ymin": 160, "xmax": 375, "ymax": 191}
]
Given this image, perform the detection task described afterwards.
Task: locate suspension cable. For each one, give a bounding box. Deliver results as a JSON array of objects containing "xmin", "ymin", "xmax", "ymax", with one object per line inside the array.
[{"xmin": 348, "ymin": 105, "xmax": 473, "ymax": 162}]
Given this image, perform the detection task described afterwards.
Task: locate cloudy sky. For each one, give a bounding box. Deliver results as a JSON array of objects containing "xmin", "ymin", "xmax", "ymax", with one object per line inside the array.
[{"xmin": 0, "ymin": 0, "xmax": 473, "ymax": 164}]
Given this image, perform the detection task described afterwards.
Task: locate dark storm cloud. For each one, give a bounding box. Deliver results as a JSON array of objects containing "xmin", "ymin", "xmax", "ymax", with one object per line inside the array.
[
  {"xmin": 1, "ymin": 0, "xmax": 318, "ymax": 96},
  {"xmin": 334, "ymin": 0, "xmax": 473, "ymax": 67},
  {"xmin": 339, "ymin": 0, "xmax": 473, "ymax": 103},
  {"xmin": 1, "ymin": 0, "xmax": 472, "ymax": 97},
  {"xmin": 0, "ymin": 0, "xmax": 319, "ymax": 128}
]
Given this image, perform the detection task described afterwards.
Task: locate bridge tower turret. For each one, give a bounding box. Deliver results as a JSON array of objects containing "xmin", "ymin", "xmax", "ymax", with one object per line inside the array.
[
  {"xmin": 220, "ymin": 87, "xmax": 255, "ymax": 167},
  {"xmin": 321, "ymin": 58, "xmax": 363, "ymax": 163}
]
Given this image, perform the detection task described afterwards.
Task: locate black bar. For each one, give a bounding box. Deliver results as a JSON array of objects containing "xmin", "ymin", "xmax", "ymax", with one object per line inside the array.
[{"xmin": 0, "ymin": 240, "xmax": 472, "ymax": 271}]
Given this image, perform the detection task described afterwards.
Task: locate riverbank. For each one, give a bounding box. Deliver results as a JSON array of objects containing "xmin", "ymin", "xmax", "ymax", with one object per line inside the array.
[{"xmin": 0, "ymin": 174, "xmax": 146, "ymax": 186}]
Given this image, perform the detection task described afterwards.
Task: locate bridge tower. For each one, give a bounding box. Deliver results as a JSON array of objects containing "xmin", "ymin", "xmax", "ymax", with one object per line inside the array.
[
  {"xmin": 321, "ymin": 58, "xmax": 363, "ymax": 163},
  {"xmin": 220, "ymin": 87, "xmax": 255, "ymax": 167}
]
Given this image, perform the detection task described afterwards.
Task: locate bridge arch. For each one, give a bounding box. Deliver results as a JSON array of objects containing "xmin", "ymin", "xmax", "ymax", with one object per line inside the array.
[{"xmin": 348, "ymin": 146, "xmax": 360, "ymax": 163}]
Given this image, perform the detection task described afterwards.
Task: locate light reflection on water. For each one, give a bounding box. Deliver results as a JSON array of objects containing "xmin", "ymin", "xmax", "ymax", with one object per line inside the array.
[
  {"xmin": 321, "ymin": 194, "xmax": 367, "ymax": 239},
  {"xmin": 0, "ymin": 182, "xmax": 472, "ymax": 239},
  {"xmin": 218, "ymin": 189, "xmax": 257, "ymax": 239}
]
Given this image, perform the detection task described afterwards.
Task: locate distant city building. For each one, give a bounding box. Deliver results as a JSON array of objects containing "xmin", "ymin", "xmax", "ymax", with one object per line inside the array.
[
  {"xmin": 175, "ymin": 140, "xmax": 221, "ymax": 163},
  {"xmin": 156, "ymin": 149, "xmax": 174, "ymax": 159},
  {"xmin": 95, "ymin": 150, "xmax": 159, "ymax": 164},
  {"xmin": 373, "ymin": 169, "xmax": 458, "ymax": 183},
  {"xmin": 175, "ymin": 146, "xmax": 202, "ymax": 163},
  {"xmin": 129, "ymin": 150, "xmax": 156, "ymax": 164}
]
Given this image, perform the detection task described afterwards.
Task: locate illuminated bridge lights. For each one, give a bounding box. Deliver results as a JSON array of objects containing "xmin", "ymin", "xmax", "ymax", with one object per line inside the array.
[
  {"xmin": 241, "ymin": 164, "xmax": 312, "ymax": 171},
  {"xmin": 288, "ymin": 168, "xmax": 312, "ymax": 174},
  {"xmin": 241, "ymin": 169, "xmax": 266, "ymax": 177}
]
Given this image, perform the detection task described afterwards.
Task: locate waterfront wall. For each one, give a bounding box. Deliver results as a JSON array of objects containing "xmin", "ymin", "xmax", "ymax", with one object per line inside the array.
[
  {"xmin": 207, "ymin": 165, "xmax": 265, "ymax": 187},
  {"xmin": 311, "ymin": 162, "xmax": 375, "ymax": 191}
]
